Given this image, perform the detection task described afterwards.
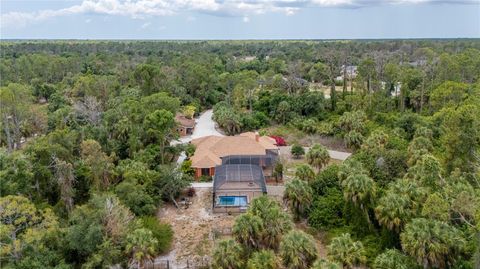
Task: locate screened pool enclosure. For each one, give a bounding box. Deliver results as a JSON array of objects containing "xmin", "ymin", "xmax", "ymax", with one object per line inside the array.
[{"xmin": 213, "ymin": 163, "xmax": 267, "ymax": 213}]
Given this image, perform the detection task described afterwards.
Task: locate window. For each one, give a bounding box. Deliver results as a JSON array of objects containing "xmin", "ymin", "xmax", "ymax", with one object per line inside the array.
[
  {"xmin": 217, "ymin": 196, "xmax": 248, "ymax": 207},
  {"xmin": 201, "ymin": 168, "xmax": 210, "ymax": 176}
]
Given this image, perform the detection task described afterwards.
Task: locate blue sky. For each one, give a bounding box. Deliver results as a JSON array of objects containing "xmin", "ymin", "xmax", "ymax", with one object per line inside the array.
[{"xmin": 1, "ymin": 0, "xmax": 479, "ymax": 39}]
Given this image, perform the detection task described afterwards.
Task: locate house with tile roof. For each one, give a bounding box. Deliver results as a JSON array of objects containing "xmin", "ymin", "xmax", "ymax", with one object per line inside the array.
[
  {"xmin": 175, "ymin": 113, "xmax": 195, "ymax": 136},
  {"xmin": 190, "ymin": 132, "xmax": 278, "ymax": 212},
  {"xmin": 190, "ymin": 132, "xmax": 279, "ymax": 180}
]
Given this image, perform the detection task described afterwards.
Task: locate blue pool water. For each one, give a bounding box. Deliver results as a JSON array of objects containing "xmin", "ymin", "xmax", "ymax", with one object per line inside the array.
[{"xmin": 218, "ymin": 196, "xmax": 247, "ymax": 206}]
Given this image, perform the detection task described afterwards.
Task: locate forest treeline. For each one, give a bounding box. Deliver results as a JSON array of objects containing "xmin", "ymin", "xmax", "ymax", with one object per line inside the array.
[{"xmin": 0, "ymin": 40, "xmax": 479, "ymax": 268}]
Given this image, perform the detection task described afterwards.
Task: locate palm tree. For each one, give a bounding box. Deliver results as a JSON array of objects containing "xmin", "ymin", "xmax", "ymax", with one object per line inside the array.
[
  {"xmin": 276, "ymin": 101, "xmax": 291, "ymax": 124},
  {"xmin": 341, "ymin": 173, "xmax": 376, "ymax": 210},
  {"xmin": 280, "ymin": 230, "xmax": 318, "ymax": 269},
  {"xmin": 114, "ymin": 117, "xmax": 131, "ymax": 142},
  {"xmin": 246, "ymin": 250, "xmax": 280, "ymax": 269},
  {"xmin": 214, "ymin": 108, "xmax": 242, "ymax": 135},
  {"xmin": 223, "ymin": 115, "xmax": 242, "ymax": 135},
  {"xmin": 389, "ymin": 179, "xmax": 427, "ymax": 213},
  {"xmin": 306, "ymin": 144, "xmax": 330, "ymax": 171},
  {"xmin": 344, "ymin": 130, "xmax": 364, "ymax": 150},
  {"xmin": 261, "ymin": 207, "xmax": 293, "ymax": 250},
  {"xmin": 247, "ymin": 196, "xmax": 293, "ymax": 249},
  {"xmin": 327, "ymin": 233, "xmax": 366, "ymax": 268},
  {"xmin": 337, "ymin": 158, "xmax": 367, "ymax": 182},
  {"xmin": 125, "ymin": 228, "xmax": 158, "ymax": 269},
  {"xmin": 407, "ymin": 136, "xmax": 433, "ymax": 166},
  {"xmin": 311, "ymin": 259, "xmax": 342, "ymax": 269},
  {"xmin": 248, "ymin": 195, "xmax": 280, "ymax": 219},
  {"xmin": 373, "ymin": 249, "xmax": 417, "ymax": 269},
  {"xmin": 284, "ymin": 179, "xmax": 313, "ymax": 220},
  {"xmin": 405, "ymin": 154, "xmax": 444, "ymax": 190},
  {"xmin": 375, "ymin": 191, "xmax": 413, "ymax": 232},
  {"xmin": 295, "ymin": 164, "xmax": 316, "ymax": 183},
  {"xmin": 400, "ymin": 218, "xmax": 465, "ymax": 269},
  {"xmin": 212, "ymin": 239, "xmax": 244, "ymax": 269},
  {"xmin": 232, "ymin": 213, "xmax": 263, "ymax": 250},
  {"xmin": 361, "ymin": 130, "xmax": 388, "ymax": 153}
]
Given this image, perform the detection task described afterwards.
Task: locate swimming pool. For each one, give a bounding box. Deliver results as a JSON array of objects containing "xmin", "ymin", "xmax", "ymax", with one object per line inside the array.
[{"xmin": 217, "ymin": 196, "xmax": 248, "ymax": 206}]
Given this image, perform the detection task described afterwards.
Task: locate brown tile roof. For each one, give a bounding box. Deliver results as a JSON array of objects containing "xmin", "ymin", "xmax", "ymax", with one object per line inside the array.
[
  {"xmin": 239, "ymin": 132, "xmax": 278, "ymax": 150},
  {"xmin": 175, "ymin": 113, "xmax": 195, "ymax": 128},
  {"xmin": 190, "ymin": 133, "xmax": 278, "ymax": 168}
]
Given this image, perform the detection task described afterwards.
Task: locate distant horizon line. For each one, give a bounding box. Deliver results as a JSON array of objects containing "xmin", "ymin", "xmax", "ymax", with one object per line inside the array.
[{"xmin": 1, "ymin": 37, "xmax": 480, "ymax": 42}]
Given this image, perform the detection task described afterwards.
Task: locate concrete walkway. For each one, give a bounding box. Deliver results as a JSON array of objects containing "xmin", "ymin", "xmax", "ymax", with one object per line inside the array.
[{"xmin": 190, "ymin": 182, "xmax": 214, "ymax": 188}]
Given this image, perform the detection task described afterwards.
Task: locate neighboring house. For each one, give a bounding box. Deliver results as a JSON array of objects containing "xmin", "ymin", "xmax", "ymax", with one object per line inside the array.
[
  {"xmin": 212, "ymin": 164, "xmax": 267, "ymax": 213},
  {"xmin": 190, "ymin": 132, "xmax": 279, "ymax": 180},
  {"xmin": 175, "ymin": 113, "xmax": 195, "ymax": 137},
  {"xmin": 337, "ymin": 65, "xmax": 358, "ymax": 81}
]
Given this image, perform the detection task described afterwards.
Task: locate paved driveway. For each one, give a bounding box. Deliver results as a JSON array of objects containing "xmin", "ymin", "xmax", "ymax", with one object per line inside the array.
[{"xmin": 327, "ymin": 150, "xmax": 351, "ymax": 161}]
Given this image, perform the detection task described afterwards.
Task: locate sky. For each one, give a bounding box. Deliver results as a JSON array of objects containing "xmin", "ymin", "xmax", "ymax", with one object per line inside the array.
[{"xmin": 1, "ymin": 0, "xmax": 479, "ymax": 39}]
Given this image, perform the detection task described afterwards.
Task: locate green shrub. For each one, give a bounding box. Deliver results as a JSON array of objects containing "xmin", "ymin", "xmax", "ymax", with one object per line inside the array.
[
  {"xmin": 181, "ymin": 160, "xmax": 195, "ymax": 176},
  {"xmin": 311, "ymin": 164, "xmax": 340, "ymax": 195},
  {"xmin": 241, "ymin": 113, "xmax": 261, "ymax": 131},
  {"xmin": 299, "ymin": 118, "xmax": 318, "ymax": 134},
  {"xmin": 317, "ymin": 121, "xmax": 335, "ymax": 136},
  {"xmin": 199, "ymin": 175, "xmax": 212, "ymax": 182},
  {"xmin": 253, "ymin": 111, "xmax": 269, "ymax": 127},
  {"xmin": 291, "ymin": 144, "xmax": 305, "ymax": 158},
  {"xmin": 141, "ymin": 216, "xmax": 174, "ymax": 254},
  {"xmin": 115, "ymin": 180, "xmax": 157, "ymax": 216},
  {"xmin": 184, "ymin": 143, "xmax": 196, "ymax": 157},
  {"xmin": 308, "ymin": 188, "xmax": 345, "ymax": 229},
  {"xmin": 361, "ymin": 235, "xmax": 386, "ymax": 265}
]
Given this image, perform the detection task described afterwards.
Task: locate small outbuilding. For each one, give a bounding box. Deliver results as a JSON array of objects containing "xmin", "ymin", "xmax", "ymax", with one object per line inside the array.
[
  {"xmin": 175, "ymin": 113, "xmax": 195, "ymax": 136},
  {"xmin": 213, "ymin": 164, "xmax": 267, "ymax": 213}
]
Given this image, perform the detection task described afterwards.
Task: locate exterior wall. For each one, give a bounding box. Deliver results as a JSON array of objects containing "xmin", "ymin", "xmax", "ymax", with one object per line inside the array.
[
  {"xmin": 194, "ymin": 168, "xmax": 201, "ymax": 179},
  {"xmin": 194, "ymin": 167, "xmax": 214, "ymax": 180},
  {"xmin": 177, "ymin": 126, "xmax": 194, "ymax": 137},
  {"xmin": 177, "ymin": 127, "xmax": 187, "ymax": 137},
  {"xmin": 210, "ymin": 167, "xmax": 215, "ymax": 176}
]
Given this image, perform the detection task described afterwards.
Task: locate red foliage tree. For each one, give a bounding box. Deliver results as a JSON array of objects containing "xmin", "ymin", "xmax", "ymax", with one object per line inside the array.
[{"xmin": 269, "ymin": 135, "xmax": 287, "ymax": 146}]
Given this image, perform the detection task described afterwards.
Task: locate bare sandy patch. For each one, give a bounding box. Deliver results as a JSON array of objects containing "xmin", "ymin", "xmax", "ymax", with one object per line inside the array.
[{"xmin": 157, "ymin": 188, "xmax": 235, "ymax": 268}]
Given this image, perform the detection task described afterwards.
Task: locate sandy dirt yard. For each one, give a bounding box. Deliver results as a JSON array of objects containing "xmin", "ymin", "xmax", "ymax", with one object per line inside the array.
[{"xmin": 156, "ymin": 188, "xmax": 235, "ymax": 268}]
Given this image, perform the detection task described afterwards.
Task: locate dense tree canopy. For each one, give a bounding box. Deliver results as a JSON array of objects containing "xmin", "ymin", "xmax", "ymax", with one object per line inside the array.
[{"xmin": 1, "ymin": 39, "xmax": 479, "ymax": 268}]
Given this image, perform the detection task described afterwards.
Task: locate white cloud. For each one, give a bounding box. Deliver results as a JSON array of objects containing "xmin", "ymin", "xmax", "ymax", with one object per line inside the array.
[
  {"xmin": 1, "ymin": 0, "xmax": 478, "ymax": 29},
  {"xmin": 243, "ymin": 16, "xmax": 250, "ymax": 22},
  {"xmin": 141, "ymin": 22, "xmax": 151, "ymax": 28}
]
